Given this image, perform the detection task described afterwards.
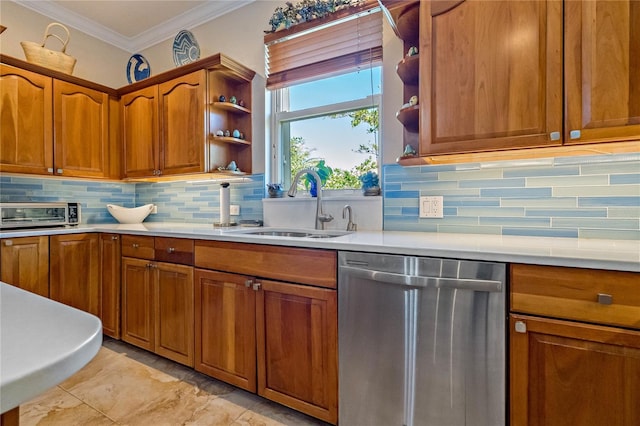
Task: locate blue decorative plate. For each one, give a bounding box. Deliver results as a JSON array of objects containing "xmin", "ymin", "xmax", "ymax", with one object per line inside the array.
[
  {"xmin": 126, "ymin": 54, "xmax": 151, "ymax": 84},
  {"xmin": 173, "ymin": 30, "xmax": 200, "ymax": 67}
]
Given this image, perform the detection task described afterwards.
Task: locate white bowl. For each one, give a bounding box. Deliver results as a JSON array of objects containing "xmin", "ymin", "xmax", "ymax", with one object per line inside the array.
[{"xmin": 107, "ymin": 204, "xmax": 154, "ymax": 224}]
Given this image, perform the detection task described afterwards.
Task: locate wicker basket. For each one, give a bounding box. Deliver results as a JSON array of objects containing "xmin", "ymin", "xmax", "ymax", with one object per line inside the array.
[{"xmin": 21, "ymin": 23, "xmax": 76, "ymax": 75}]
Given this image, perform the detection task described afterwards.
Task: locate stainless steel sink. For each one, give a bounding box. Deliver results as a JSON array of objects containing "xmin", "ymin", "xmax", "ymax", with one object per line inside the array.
[{"xmin": 225, "ymin": 227, "xmax": 352, "ymax": 239}]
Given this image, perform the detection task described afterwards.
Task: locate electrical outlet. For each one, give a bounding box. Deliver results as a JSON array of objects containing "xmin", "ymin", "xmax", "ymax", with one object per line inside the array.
[
  {"xmin": 151, "ymin": 205, "xmax": 158, "ymax": 214},
  {"xmin": 419, "ymin": 196, "xmax": 443, "ymax": 218},
  {"xmin": 230, "ymin": 205, "xmax": 240, "ymax": 216}
]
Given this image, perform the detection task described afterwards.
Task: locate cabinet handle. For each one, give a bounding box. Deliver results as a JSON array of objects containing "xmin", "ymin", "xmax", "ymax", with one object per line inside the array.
[
  {"xmin": 245, "ymin": 279, "xmax": 253, "ymax": 288},
  {"xmin": 4, "ymin": 240, "xmax": 12, "ymax": 246},
  {"xmin": 252, "ymin": 282, "xmax": 262, "ymax": 291},
  {"xmin": 56, "ymin": 168, "xmax": 63, "ymax": 174},
  {"xmin": 514, "ymin": 321, "xmax": 527, "ymax": 334},
  {"xmin": 132, "ymin": 243, "xmax": 139, "ymax": 248},
  {"xmin": 549, "ymin": 131, "xmax": 561, "ymax": 141},
  {"xmin": 597, "ymin": 293, "xmax": 613, "ymax": 305},
  {"xmin": 167, "ymin": 247, "xmax": 175, "ymax": 253},
  {"xmin": 111, "ymin": 236, "xmax": 119, "ymax": 240},
  {"xmin": 570, "ymin": 130, "xmax": 581, "ymax": 140},
  {"xmin": 47, "ymin": 168, "xmax": 54, "ymax": 173},
  {"xmin": 147, "ymin": 263, "xmax": 157, "ymax": 268}
]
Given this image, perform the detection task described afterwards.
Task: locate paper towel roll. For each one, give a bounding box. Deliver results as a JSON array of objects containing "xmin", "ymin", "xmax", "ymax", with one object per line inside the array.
[{"xmin": 220, "ymin": 182, "xmax": 230, "ymax": 225}]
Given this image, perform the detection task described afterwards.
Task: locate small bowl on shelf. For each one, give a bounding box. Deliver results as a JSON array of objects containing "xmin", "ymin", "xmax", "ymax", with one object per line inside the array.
[{"xmin": 107, "ymin": 204, "xmax": 154, "ymax": 224}]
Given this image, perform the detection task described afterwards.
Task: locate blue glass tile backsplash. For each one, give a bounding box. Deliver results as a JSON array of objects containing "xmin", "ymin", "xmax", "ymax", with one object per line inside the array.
[
  {"xmin": 382, "ymin": 153, "xmax": 640, "ymax": 239},
  {"xmin": 2, "ymin": 151, "xmax": 638, "ymax": 240},
  {"xmin": 0, "ymin": 174, "xmax": 265, "ymax": 225}
]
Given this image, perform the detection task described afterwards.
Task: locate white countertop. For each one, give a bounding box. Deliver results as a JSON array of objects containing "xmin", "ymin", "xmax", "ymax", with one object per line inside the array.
[
  {"xmin": 0, "ymin": 283, "xmax": 103, "ymax": 413},
  {"xmin": 1, "ymin": 223, "xmax": 638, "ymax": 272}
]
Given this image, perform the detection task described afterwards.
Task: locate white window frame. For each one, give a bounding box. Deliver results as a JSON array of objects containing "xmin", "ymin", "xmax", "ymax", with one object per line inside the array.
[{"xmin": 269, "ymin": 87, "xmax": 382, "ymax": 191}]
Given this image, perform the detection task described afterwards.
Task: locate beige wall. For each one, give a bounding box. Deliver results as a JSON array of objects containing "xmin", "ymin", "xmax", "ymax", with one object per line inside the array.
[
  {"xmin": 0, "ymin": 1, "xmax": 129, "ymax": 87},
  {"xmin": 0, "ymin": 1, "xmax": 405, "ymax": 168}
]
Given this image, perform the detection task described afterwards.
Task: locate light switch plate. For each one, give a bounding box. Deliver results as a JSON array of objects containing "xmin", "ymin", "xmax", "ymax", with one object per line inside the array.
[
  {"xmin": 230, "ymin": 205, "xmax": 240, "ymax": 216},
  {"xmin": 419, "ymin": 196, "xmax": 443, "ymax": 218}
]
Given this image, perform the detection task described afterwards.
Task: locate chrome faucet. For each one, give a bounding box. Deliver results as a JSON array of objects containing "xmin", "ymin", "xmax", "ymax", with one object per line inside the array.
[
  {"xmin": 342, "ymin": 205, "xmax": 357, "ymax": 231},
  {"xmin": 288, "ymin": 169, "xmax": 333, "ymax": 230}
]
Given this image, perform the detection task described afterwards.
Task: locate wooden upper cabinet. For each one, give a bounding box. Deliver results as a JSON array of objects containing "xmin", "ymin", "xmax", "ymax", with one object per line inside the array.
[
  {"xmin": 122, "ymin": 71, "xmax": 206, "ymax": 178},
  {"xmin": 121, "ymin": 86, "xmax": 159, "ymax": 177},
  {"xmin": 564, "ymin": 0, "xmax": 640, "ymax": 144},
  {"xmin": 54, "ymin": 80, "xmax": 109, "ymax": 177},
  {"xmin": 159, "ymin": 71, "xmax": 206, "ymax": 175},
  {"xmin": 420, "ymin": 0, "xmax": 563, "ymax": 155},
  {"xmin": 0, "ymin": 64, "xmax": 53, "ymax": 174}
]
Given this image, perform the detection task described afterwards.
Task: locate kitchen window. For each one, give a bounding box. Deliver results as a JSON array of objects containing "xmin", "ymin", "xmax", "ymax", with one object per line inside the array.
[{"xmin": 265, "ymin": 2, "xmax": 382, "ymax": 191}]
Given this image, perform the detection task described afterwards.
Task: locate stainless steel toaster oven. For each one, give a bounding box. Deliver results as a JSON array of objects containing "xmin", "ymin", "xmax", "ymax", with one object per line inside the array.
[{"xmin": 0, "ymin": 202, "xmax": 80, "ymax": 229}]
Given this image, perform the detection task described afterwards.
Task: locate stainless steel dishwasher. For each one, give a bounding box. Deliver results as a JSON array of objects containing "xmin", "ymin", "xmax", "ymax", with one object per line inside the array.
[{"xmin": 338, "ymin": 251, "xmax": 506, "ymax": 426}]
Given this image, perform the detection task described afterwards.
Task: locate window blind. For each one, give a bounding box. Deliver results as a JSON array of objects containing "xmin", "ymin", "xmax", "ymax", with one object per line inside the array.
[{"xmin": 265, "ymin": 4, "xmax": 382, "ymax": 89}]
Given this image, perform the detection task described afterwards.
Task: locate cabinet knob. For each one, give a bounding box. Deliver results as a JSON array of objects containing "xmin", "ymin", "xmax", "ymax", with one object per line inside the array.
[
  {"xmin": 245, "ymin": 279, "xmax": 253, "ymax": 288},
  {"xmin": 56, "ymin": 168, "xmax": 63, "ymax": 174},
  {"xmin": 132, "ymin": 243, "xmax": 139, "ymax": 248},
  {"xmin": 4, "ymin": 240, "xmax": 12, "ymax": 246},
  {"xmin": 549, "ymin": 131, "xmax": 561, "ymax": 141},
  {"xmin": 570, "ymin": 130, "xmax": 581, "ymax": 140},
  {"xmin": 147, "ymin": 263, "xmax": 157, "ymax": 268},
  {"xmin": 252, "ymin": 282, "xmax": 262, "ymax": 291},
  {"xmin": 514, "ymin": 321, "xmax": 527, "ymax": 334},
  {"xmin": 111, "ymin": 236, "xmax": 119, "ymax": 240},
  {"xmin": 47, "ymin": 168, "xmax": 54, "ymax": 173},
  {"xmin": 167, "ymin": 247, "xmax": 175, "ymax": 253},
  {"xmin": 597, "ymin": 293, "xmax": 613, "ymax": 305}
]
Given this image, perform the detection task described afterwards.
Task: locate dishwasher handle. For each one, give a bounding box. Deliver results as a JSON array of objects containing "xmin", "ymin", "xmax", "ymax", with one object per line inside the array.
[{"xmin": 340, "ymin": 265, "xmax": 503, "ymax": 292}]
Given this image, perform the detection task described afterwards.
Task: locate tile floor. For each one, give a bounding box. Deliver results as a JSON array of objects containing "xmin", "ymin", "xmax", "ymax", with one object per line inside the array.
[{"xmin": 20, "ymin": 337, "xmax": 330, "ymax": 426}]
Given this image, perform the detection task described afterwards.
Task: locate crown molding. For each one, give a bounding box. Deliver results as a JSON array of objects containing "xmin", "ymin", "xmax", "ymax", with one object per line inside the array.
[{"xmin": 13, "ymin": 0, "xmax": 254, "ymax": 53}]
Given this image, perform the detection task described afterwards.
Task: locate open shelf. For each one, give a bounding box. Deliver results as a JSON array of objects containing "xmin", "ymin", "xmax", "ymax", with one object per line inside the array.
[
  {"xmin": 210, "ymin": 101, "xmax": 251, "ymax": 114},
  {"xmin": 212, "ymin": 136, "xmax": 251, "ymax": 146},
  {"xmin": 396, "ymin": 55, "xmax": 419, "ymax": 85},
  {"xmin": 396, "ymin": 105, "xmax": 420, "ymax": 132}
]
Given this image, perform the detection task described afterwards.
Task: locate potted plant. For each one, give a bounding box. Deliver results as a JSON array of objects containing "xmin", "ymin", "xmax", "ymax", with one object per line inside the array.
[
  {"xmin": 359, "ymin": 170, "xmax": 380, "ymax": 196},
  {"xmin": 304, "ymin": 160, "xmax": 333, "ymax": 197}
]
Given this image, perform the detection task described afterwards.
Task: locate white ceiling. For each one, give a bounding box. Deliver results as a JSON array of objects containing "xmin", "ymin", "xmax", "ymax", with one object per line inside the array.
[{"xmin": 14, "ymin": 0, "xmax": 256, "ymax": 53}]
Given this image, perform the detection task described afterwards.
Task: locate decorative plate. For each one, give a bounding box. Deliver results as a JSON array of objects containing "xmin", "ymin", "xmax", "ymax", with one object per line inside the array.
[
  {"xmin": 172, "ymin": 30, "xmax": 200, "ymax": 66},
  {"xmin": 126, "ymin": 54, "xmax": 151, "ymax": 84}
]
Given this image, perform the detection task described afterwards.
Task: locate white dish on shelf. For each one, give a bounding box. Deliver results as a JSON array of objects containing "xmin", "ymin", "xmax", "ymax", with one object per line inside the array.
[{"xmin": 107, "ymin": 204, "xmax": 154, "ymax": 224}]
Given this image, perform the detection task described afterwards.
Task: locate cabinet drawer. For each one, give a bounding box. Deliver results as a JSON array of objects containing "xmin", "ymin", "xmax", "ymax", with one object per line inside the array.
[
  {"xmin": 121, "ymin": 235, "xmax": 155, "ymax": 260},
  {"xmin": 155, "ymin": 237, "xmax": 193, "ymax": 265},
  {"xmin": 510, "ymin": 264, "xmax": 640, "ymax": 329},
  {"xmin": 195, "ymin": 241, "xmax": 337, "ymax": 289}
]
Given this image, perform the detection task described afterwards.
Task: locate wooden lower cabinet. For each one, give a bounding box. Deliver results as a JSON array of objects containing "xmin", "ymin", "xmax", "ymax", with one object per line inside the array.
[
  {"xmin": 0, "ymin": 236, "xmax": 49, "ymax": 297},
  {"xmin": 49, "ymin": 234, "xmax": 100, "ymax": 316},
  {"xmin": 257, "ymin": 280, "xmax": 338, "ymax": 424},
  {"xmin": 100, "ymin": 234, "xmax": 121, "ymax": 338},
  {"xmin": 194, "ymin": 273, "xmax": 339, "ymax": 424},
  {"xmin": 122, "ymin": 256, "xmax": 194, "ymax": 366},
  {"xmin": 510, "ymin": 314, "xmax": 640, "ymax": 426},
  {"xmin": 195, "ymin": 269, "xmax": 257, "ymax": 391}
]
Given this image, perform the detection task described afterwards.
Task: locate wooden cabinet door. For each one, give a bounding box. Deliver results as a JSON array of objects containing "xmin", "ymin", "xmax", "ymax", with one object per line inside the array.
[
  {"xmin": 155, "ymin": 261, "xmax": 194, "ymax": 366},
  {"xmin": 510, "ymin": 314, "xmax": 640, "ymax": 426},
  {"xmin": 257, "ymin": 280, "xmax": 338, "ymax": 424},
  {"xmin": 158, "ymin": 70, "xmax": 206, "ymax": 176},
  {"xmin": 53, "ymin": 80, "xmax": 109, "ymax": 178},
  {"xmin": 564, "ymin": 0, "xmax": 640, "ymax": 144},
  {"xmin": 0, "ymin": 64, "xmax": 53, "ymax": 174},
  {"xmin": 1, "ymin": 236, "xmax": 49, "ymax": 297},
  {"xmin": 194, "ymin": 269, "xmax": 257, "ymax": 391},
  {"xmin": 420, "ymin": 0, "xmax": 563, "ymax": 155},
  {"xmin": 121, "ymin": 257, "xmax": 154, "ymax": 351},
  {"xmin": 100, "ymin": 234, "xmax": 121, "ymax": 338},
  {"xmin": 49, "ymin": 234, "xmax": 100, "ymax": 316},
  {"xmin": 122, "ymin": 86, "xmax": 159, "ymax": 177}
]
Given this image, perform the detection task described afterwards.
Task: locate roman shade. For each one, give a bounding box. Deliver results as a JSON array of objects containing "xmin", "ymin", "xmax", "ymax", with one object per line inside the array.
[{"xmin": 264, "ymin": 1, "xmax": 382, "ymax": 89}]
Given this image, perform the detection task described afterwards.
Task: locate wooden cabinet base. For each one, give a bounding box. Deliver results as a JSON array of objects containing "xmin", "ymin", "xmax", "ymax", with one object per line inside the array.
[
  {"xmin": 0, "ymin": 407, "xmax": 18, "ymax": 426},
  {"xmin": 510, "ymin": 314, "xmax": 640, "ymax": 426}
]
